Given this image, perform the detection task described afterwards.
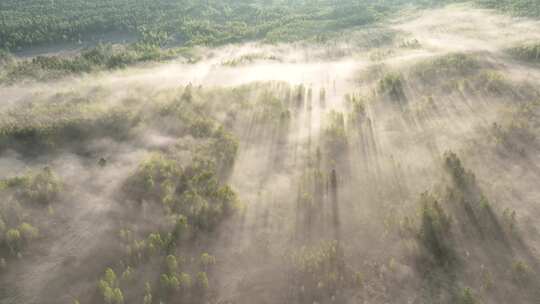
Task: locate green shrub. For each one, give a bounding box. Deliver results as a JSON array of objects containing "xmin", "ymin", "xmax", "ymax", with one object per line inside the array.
[
  {"xmin": 459, "ymin": 288, "xmax": 478, "ymax": 304},
  {"xmin": 413, "ymin": 53, "xmax": 480, "ymax": 81},
  {"xmin": 511, "ymin": 260, "xmax": 531, "ymax": 285},
  {"xmin": 0, "ymin": 102, "xmax": 137, "ymax": 153},
  {"xmin": 200, "ymin": 253, "xmax": 216, "ymax": 270},
  {"xmin": 417, "ymin": 192, "xmax": 454, "ymax": 266},
  {"xmin": 195, "ymin": 272, "xmax": 209, "ymax": 291},
  {"xmin": 0, "ymin": 167, "xmax": 62, "ymax": 206},
  {"xmin": 378, "ymin": 73, "xmax": 406, "ymax": 101},
  {"xmin": 443, "ymin": 151, "xmax": 476, "ymax": 191},
  {"xmin": 5, "ymin": 229, "xmax": 21, "ymax": 253},
  {"xmin": 323, "ymin": 111, "xmax": 348, "ymax": 165},
  {"xmin": 18, "ymin": 223, "xmax": 39, "ymax": 241},
  {"xmin": 289, "ymin": 240, "xmax": 350, "ymax": 301},
  {"xmin": 508, "ymin": 42, "xmax": 540, "ymax": 62},
  {"xmin": 124, "ymin": 153, "xmax": 240, "ymax": 233},
  {"xmin": 98, "ymin": 268, "xmax": 124, "ymax": 304}
]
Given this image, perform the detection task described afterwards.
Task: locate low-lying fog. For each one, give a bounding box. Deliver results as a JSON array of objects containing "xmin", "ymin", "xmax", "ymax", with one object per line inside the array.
[{"xmin": 1, "ymin": 4, "xmax": 540, "ymax": 304}]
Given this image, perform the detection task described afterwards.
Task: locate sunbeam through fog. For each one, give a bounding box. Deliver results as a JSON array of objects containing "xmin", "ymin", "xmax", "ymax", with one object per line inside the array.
[{"xmin": 1, "ymin": 2, "xmax": 540, "ymax": 304}]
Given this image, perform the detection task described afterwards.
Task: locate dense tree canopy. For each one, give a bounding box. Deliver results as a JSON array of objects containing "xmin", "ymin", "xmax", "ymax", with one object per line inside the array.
[{"xmin": 0, "ymin": 0, "xmax": 458, "ymax": 51}]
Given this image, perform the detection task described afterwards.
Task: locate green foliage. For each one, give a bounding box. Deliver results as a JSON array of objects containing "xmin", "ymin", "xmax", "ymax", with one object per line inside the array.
[
  {"xmin": 5, "ymin": 229, "xmax": 21, "ymax": 253},
  {"xmin": 221, "ymin": 53, "xmax": 279, "ymax": 66},
  {"xmin": 481, "ymin": 268, "xmax": 494, "ymax": 290},
  {"xmin": 459, "ymin": 288, "xmax": 478, "ymax": 304},
  {"xmin": 0, "ymin": 0, "xmax": 423, "ymax": 51},
  {"xmin": 159, "ymin": 265, "xmax": 192, "ymax": 292},
  {"xmin": 417, "ymin": 192, "xmax": 454, "ymax": 266},
  {"xmin": 502, "ymin": 208, "xmax": 517, "ymax": 232},
  {"xmin": 0, "ymin": 167, "xmax": 62, "ymax": 206},
  {"xmin": 162, "ymin": 89, "xmax": 240, "ymax": 173},
  {"xmin": 490, "ymin": 101, "xmax": 539, "ymax": 154},
  {"xmin": 189, "ymin": 118, "xmax": 216, "ymax": 138},
  {"xmin": 475, "ymin": 71, "xmax": 513, "ymax": 95},
  {"xmin": 170, "ymin": 215, "xmax": 188, "ymax": 244},
  {"xmin": 0, "ymin": 49, "xmax": 14, "ymax": 66},
  {"xmin": 99, "ymin": 268, "xmax": 124, "ymax": 304},
  {"xmin": 511, "ymin": 260, "xmax": 531, "ymax": 285},
  {"xmin": 0, "ymin": 43, "xmax": 190, "ymax": 82},
  {"xmin": 414, "ymin": 53, "xmax": 480, "ymax": 79},
  {"xmin": 323, "ymin": 111, "xmax": 348, "ymax": 165},
  {"xmin": 0, "ymin": 99, "xmax": 138, "ymax": 153},
  {"xmin": 121, "ymin": 266, "xmax": 134, "ymax": 282},
  {"xmin": 0, "ymin": 218, "xmax": 5, "ymax": 234},
  {"xmin": 112, "ymin": 289, "xmax": 124, "ymax": 304},
  {"xmin": 160, "ymin": 273, "xmax": 180, "ymax": 291},
  {"xmin": 143, "ymin": 282, "xmax": 152, "ymax": 304},
  {"xmin": 18, "ymin": 223, "xmax": 39, "ymax": 241},
  {"xmin": 166, "ymin": 255, "xmax": 179, "ymax": 274},
  {"xmin": 195, "ymin": 271, "xmax": 209, "ymax": 291},
  {"xmin": 124, "ymin": 153, "xmax": 240, "ymax": 233},
  {"xmin": 147, "ymin": 233, "xmax": 165, "ymax": 255},
  {"xmin": 178, "ymin": 272, "xmax": 192, "ymax": 288},
  {"xmin": 0, "ymin": 169, "xmax": 58, "ymax": 257},
  {"xmin": 399, "ymin": 38, "xmax": 421, "ymax": 49},
  {"xmin": 411, "ymin": 53, "xmax": 481, "ymax": 93},
  {"xmin": 508, "ymin": 42, "xmax": 540, "ymax": 62},
  {"xmin": 289, "ymin": 240, "xmax": 351, "ymax": 302},
  {"xmin": 346, "ymin": 94, "xmax": 368, "ymax": 126},
  {"xmin": 209, "ymin": 126, "xmax": 239, "ymax": 174},
  {"xmin": 199, "ymin": 253, "xmax": 216, "ymax": 270},
  {"xmin": 443, "ymin": 151, "xmax": 516, "ymax": 244},
  {"xmin": 0, "ymin": 0, "xmax": 538, "ymax": 81},
  {"xmin": 253, "ymin": 92, "xmax": 290, "ymax": 126},
  {"xmin": 408, "ymin": 53, "xmax": 520, "ymax": 99},
  {"xmin": 19, "ymin": 167, "xmax": 62, "ymax": 206},
  {"xmin": 124, "ymin": 153, "xmax": 182, "ymax": 201},
  {"xmin": 473, "ymin": 0, "xmax": 540, "ymax": 18},
  {"xmin": 443, "ymin": 151, "xmax": 476, "ymax": 191},
  {"xmin": 378, "ymin": 73, "xmax": 406, "ymax": 101},
  {"xmin": 354, "ymin": 271, "xmax": 364, "ymax": 288},
  {"xmin": 104, "ymin": 268, "xmax": 117, "ymax": 286},
  {"xmin": 319, "ymin": 88, "xmax": 327, "ymax": 103}
]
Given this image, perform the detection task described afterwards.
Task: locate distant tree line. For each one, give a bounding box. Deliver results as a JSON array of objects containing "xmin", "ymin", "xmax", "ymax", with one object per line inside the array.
[{"xmin": 0, "ymin": 0, "xmax": 462, "ymax": 51}]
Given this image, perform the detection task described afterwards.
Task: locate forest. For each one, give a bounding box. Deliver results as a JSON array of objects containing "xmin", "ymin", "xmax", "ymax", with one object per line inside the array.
[
  {"xmin": 1, "ymin": 0, "xmax": 538, "ymax": 51},
  {"xmin": 1, "ymin": 0, "xmax": 540, "ymax": 304}
]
